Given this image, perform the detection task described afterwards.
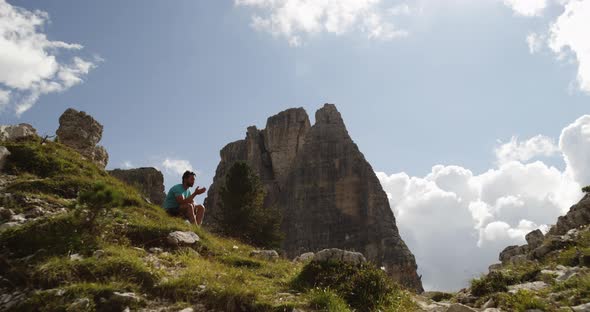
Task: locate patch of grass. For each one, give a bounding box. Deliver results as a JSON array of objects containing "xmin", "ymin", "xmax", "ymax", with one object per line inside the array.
[
  {"xmin": 426, "ymin": 291, "xmax": 454, "ymax": 302},
  {"xmin": 0, "ymin": 212, "xmax": 97, "ymax": 258},
  {"xmin": 220, "ymin": 255, "xmax": 263, "ymax": 268},
  {"xmin": 34, "ymin": 245, "xmax": 160, "ymax": 289},
  {"xmin": 551, "ymin": 273, "xmax": 590, "ymax": 306},
  {"xmin": 495, "ymin": 290, "xmax": 549, "ymax": 312},
  {"xmin": 13, "ymin": 282, "xmax": 142, "ymax": 312},
  {"xmin": 308, "ymin": 288, "xmax": 351, "ymax": 312},
  {"xmin": 470, "ymin": 263, "xmax": 541, "ymax": 296}
]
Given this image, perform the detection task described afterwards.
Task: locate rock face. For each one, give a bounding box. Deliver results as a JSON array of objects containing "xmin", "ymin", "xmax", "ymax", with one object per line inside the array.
[
  {"xmin": 548, "ymin": 193, "xmax": 590, "ymax": 236},
  {"xmin": 56, "ymin": 108, "xmax": 109, "ymax": 168},
  {"xmin": 109, "ymin": 167, "xmax": 165, "ymax": 206},
  {"xmin": 205, "ymin": 104, "xmax": 423, "ymax": 292}
]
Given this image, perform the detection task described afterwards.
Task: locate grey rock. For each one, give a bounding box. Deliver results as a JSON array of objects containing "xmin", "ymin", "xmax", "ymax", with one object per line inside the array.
[
  {"xmin": 446, "ymin": 303, "xmax": 477, "ymax": 312},
  {"xmin": 178, "ymin": 308, "xmax": 194, "ymax": 312},
  {"xmin": 293, "ymin": 252, "xmax": 315, "ymax": 263},
  {"xmin": 571, "ymin": 302, "xmax": 590, "ymax": 312},
  {"xmin": 10, "ymin": 214, "xmax": 26, "ymax": 223},
  {"xmin": 548, "ymin": 193, "xmax": 590, "ymax": 236},
  {"xmin": 0, "ymin": 221, "xmax": 20, "ymax": 231},
  {"xmin": 499, "ymin": 245, "xmax": 528, "ymax": 263},
  {"xmin": 69, "ymin": 253, "xmax": 84, "ymax": 261},
  {"xmin": 204, "ymin": 104, "xmax": 423, "ymax": 292},
  {"xmin": 167, "ymin": 231, "xmax": 200, "ymax": 246},
  {"xmin": 56, "ymin": 108, "xmax": 108, "ymax": 168},
  {"xmin": 109, "ymin": 167, "xmax": 165, "ymax": 206},
  {"xmin": 93, "ymin": 250, "xmax": 105, "ymax": 258},
  {"xmin": 249, "ymin": 250, "xmax": 279, "ymax": 261},
  {"xmin": 0, "ymin": 123, "xmax": 37, "ymax": 141},
  {"xmin": 149, "ymin": 247, "xmax": 164, "ymax": 254},
  {"xmin": 112, "ymin": 291, "xmax": 142, "ymax": 304},
  {"xmin": 525, "ymin": 229, "xmax": 544, "ymax": 249},
  {"xmin": 507, "ymin": 281, "xmax": 548, "ymax": 293},
  {"xmin": 25, "ymin": 206, "xmax": 45, "ymax": 218},
  {"xmin": 66, "ymin": 297, "xmax": 91, "ymax": 311},
  {"xmin": 0, "ymin": 207, "xmax": 14, "ymax": 220},
  {"xmin": 312, "ymin": 248, "xmax": 366, "ymax": 265},
  {"xmin": 0, "ymin": 146, "xmax": 10, "ymax": 172},
  {"xmin": 482, "ymin": 298, "xmax": 495, "ymax": 309}
]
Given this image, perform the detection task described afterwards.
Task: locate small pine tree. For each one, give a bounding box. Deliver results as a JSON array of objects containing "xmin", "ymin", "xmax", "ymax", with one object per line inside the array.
[{"xmin": 219, "ymin": 161, "xmax": 283, "ymax": 248}]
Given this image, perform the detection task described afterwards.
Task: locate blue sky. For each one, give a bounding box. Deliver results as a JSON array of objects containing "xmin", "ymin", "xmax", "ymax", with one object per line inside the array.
[{"xmin": 1, "ymin": 0, "xmax": 589, "ymax": 290}]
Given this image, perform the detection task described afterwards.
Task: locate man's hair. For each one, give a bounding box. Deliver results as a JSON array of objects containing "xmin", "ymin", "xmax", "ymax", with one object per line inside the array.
[{"xmin": 182, "ymin": 170, "xmax": 196, "ymax": 183}]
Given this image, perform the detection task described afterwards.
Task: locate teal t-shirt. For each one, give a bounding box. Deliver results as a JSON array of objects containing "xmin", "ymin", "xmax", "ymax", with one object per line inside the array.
[{"xmin": 164, "ymin": 184, "xmax": 191, "ymax": 209}]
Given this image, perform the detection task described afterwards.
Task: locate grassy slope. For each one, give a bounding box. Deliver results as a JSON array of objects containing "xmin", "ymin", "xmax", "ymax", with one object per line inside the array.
[{"xmin": 0, "ymin": 138, "xmax": 416, "ymax": 312}]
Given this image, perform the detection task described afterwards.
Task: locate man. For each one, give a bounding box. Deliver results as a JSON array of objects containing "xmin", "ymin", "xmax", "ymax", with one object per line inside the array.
[{"xmin": 164, "ymin": 170, "xmax": 207, "ymax": 225}]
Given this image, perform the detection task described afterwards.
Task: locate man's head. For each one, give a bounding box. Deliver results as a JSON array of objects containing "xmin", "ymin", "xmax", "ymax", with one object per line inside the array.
[{"xmin": 182, "ymin": 170, "xmax": 196, "ymax": 187}]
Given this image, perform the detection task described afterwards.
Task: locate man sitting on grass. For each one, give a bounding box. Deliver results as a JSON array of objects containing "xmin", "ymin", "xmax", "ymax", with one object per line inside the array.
[{"xmin": 163, "ymin": 170, "xmax": 207, "ymax": 225}]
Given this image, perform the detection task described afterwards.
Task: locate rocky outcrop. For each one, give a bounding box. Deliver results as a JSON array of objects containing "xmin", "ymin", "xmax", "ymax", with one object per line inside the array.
[
  {"xmin": 56, "ymin": 108, "xmax": 108, "ymax": 168},
  {"xmin": 205, "ymin": 104, "xmax": 423, "ymax": 292},
  {"xmin": 548, "ymin": 193, "xmax": 590, "ymax": 236},
  {"xmin": 109, "ymin": 167, "xmax": 165, "ymax": 206},
  {"xmin": 0, "ymin": 124, "xmax": 37, "ymax": 142}
]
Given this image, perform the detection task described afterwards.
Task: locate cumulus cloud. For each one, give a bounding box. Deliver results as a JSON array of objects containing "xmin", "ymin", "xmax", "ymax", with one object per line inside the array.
[
  {"xmin": 0, "ymin": 0, "xmax": 98, "ymax": 116},
  {"xmin": 494, "ymin": 135, "xmax": 558, "ymax": 165},
  {"xmin": 121, "ymin": 161, "xmax": 134, "ymax": 169},
  {"xmin": 548, "ymin": 0, "xmax": 590, "ymax": 93},
  {"xmin": 503, "ymin": 0, "xmax": 548, "ymax": 16},
  {"xmin": 377, "ymin": 116, "xmax": 589, "ymax": 290},
  {"xmin": 235, "ymin": 0, "xmax": 409, "ymax": 46},
  {"xmin": 526, "ymin": 32, "xmax": 545, "ymax": 54},
  {"xmin": 162, "ymin": 158, "xmax": 194, "ymax": 176}
]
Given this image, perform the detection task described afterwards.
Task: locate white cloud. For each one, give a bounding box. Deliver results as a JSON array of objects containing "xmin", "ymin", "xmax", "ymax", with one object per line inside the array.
[
  {"xmin": 503, "ymin": 0, "xmax": 548, "ymax": 16},
  {"xmin": 560, "ymin": 115, "xmax": 590, "ymax": 186},
  {"xmin": 162, "ymin": 158, "xmax": 194, "ymax": 176},
  {"xmin": 0, "ymin": 88, "xmax": 9, "ymax": 107},
  {"xmin": 377, "ymin": 115, "xmax": 590, "ymax": 291},
  {"xmin": 122, "ymin": 161, "xmax": 134, "ymax": 169},
  {"xmin": 494, "ymin": 135, "xmax": 558, "ymax": 165},
  {"xmin": 526, "ymin": 32, "xmax": 545, "ymax": 54},
  {"xmin": 548, "ymin": 0, "xmax": 590, "ymax": 93},
  {"xmin": 0, "ymin": 0, "xmax": 98, "ymax": 116},
  {"xmin": 235, "ymin": 0, "xmax": 409, "ymax": 45}
]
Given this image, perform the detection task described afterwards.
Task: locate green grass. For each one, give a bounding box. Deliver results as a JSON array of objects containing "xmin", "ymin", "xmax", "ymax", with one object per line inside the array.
[
  {"xmin": 495, "ymin": 290, "xmax": 550, "ymax": 312},
  {"xmin": 470, "ymin": 263, "xmax": 541, "ymax": 296},
  {"xmin": 307, "ymin": 288, "xmax": 351, "ymax": 312}
]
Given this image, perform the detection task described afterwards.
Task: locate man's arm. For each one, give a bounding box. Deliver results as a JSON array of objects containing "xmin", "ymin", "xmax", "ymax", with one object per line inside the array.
[{"xmin": 175, "ymin": 187, "xmax": 207, "ymax": 205}]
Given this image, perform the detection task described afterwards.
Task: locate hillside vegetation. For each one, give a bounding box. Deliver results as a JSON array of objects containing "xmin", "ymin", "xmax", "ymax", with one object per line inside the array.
[{"xmin": 0, "ymin": 137, "xmax": 416, "ymax": 312}]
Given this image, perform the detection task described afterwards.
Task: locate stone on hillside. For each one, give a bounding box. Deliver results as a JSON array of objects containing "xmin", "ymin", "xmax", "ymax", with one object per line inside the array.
[
  {"xmin": 548, "ymin": 194, "xmax": 590, "ymax": 236},
  {"xmin": 66, "ymin": 298, "xmax": 90, "ymax": 311},
  {"xmin": 0, "ymin": 207, "xmax": 14, "ymax": 220},
  {"xmin": 25, "ymin": 206, "xmax": 45, "ymax": 218},
  {"xmin": 532, "ymin": 235, "xmax": 573, "ymax": 259},
  {"xmin": 507, "ymin": 281, "xmax": 548, "ymax": 293},
  {"xmin": 249, "ymin": 250, "xmax": 279, "ymax": 261},
  {"xmin": 111, "ymin": 292, "xmax": 142, "ymax": 304},
  {"xmin": 93, "ymin": 250, "xmax": 105, "ymax": 258},
  {"xmin": 56, "ymin": 108, "xmax": 108, "ymax": 168},
  {"xmin": 178, "ymin": 308, "xmax": 194, "ymax": 312},
  {"xmin": 109, "ymin": 167, "xmax": 165, "ymax": 205},
  {"xmin": 571, "ymin": 302, "xmax": 590, "ymax": 312},
  {"xmin": 0, "ymin": 123, "xmax": 37, "ymax": 141},
  {"xmin": 312, "ymin": 248, "xmax": 366, "ymax": 265},
  {"xmin": 525, "ymin": 229, "xmax": 544, "ymax": 249},
  {"xmin": 0, "ymin": 222, "xmax": 19, "ymax": 231},
  {"xmin": 205, "ymin": 104, "xmax": 423, "ymax": 291},
  {"xmin": 69, "ymin": 254, "xmax": 83, "ymax": 261},
  {"xmin": 167, "ymin": 231, "xmax": 200, "ymax": 246},
  {"xmin": 293, "ymin": 252, "xmax": 315, "ymax": 263},
  {"xmin": 499, "ymin": 245, "xmax": 528, "ymax": 263},
  {"xmin": 481, "ymin": 298, "xmax": 496, "ymax": 309},
  {"xmin": 446, "ymin": 304, "xmax": 477, "ymax": 312},
  {"xmin": 0, "ymin": 146, "xmax": 10, "ymax": 171}
]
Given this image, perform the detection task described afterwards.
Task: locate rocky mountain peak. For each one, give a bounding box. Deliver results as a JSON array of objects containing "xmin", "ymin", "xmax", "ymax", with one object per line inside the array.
[{"xmin": 315, "ymin": 103, "xmax": 344, "ymax": 125}]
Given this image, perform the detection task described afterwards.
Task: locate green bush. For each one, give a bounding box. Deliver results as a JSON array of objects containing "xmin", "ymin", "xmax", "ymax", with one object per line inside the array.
[
  {"xmin": 293, "ymin": 260, "xmax": 402, "ymax": 312},
  {"xmin": 495, "ymin": 290, "xmax": 548, "ymax": 312},
  {"xmin": 219, "ymin": 161, "xmax": 283, "ymax": 248},
  {"xmin": 471, "ymin": 264, "xmax": 541, "ymax": 296}
]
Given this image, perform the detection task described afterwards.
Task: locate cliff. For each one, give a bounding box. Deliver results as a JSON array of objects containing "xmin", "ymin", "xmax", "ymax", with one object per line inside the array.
[{"xmin": 205, "ymin": 104, "xmax": 423, "ymax": 292}]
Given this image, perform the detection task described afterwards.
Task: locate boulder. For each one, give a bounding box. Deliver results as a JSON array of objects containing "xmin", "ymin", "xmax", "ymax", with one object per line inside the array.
[
  {"xmin": 0, "ymin": 123, "xmax": 37, "ymax": 141},
  {"xmin": 312, "ymin": 248, "xmax": 366, "ymax": 265},
  {"xmin": 109, "ymin": 167, "xmax": 165, "ymax": 205},
  {"xmin": 548, "ymin": 194, "xmax": 590, "ymax": 236},
  {"xmin": 525, "ymin": 229, "xmax": 544, "ymax": 249},
  {"xmin": 499, "ymin": 245, "xmax": 528, "ymax": 263},
  {"xmin": 446, "ymin": 304, "xmax": 477, "ymax": 312},
  {"xmin": 167, "ymin": 231, "xmax": 200, "ymax": 246},
  {"xmin": 507, "ymin": 281, "xmax": 548, "ymax": 293},
  {"xmin": 56, "ymin": 108, "xmax": 108, "ymax": 168},
  {"xmin": 571, "ymin": 302, "xmax": 590, "ymax": 312},
  {"xmin": 293, "ymin": 252, "xmax": 315, "ymax": 263},
  {"xmin": 249, "ymin": 250, "xmax": 279, "ymax": 261}
]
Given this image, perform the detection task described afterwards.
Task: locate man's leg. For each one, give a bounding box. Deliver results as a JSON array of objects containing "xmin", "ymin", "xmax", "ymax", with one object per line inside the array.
[
  {"xmin": 194, "ymin": 204, "xmax": 206, "ymax": 226},
  {"xmin": 179, "ymin": 203, "xmax": 197, "ymax": 225}
]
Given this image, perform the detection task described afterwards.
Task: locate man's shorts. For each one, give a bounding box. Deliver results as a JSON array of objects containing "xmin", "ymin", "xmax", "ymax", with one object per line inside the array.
[{"xmin": 166, "ymin": 207, "xmax": 180, "ymax": 217}]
